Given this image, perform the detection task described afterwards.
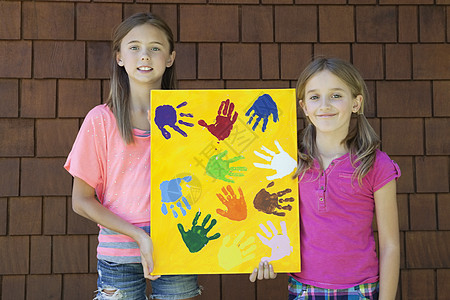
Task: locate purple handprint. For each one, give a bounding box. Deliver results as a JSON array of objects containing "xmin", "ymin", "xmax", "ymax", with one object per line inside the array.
[{"xmin": 154, "ymin": 102, "xmax": 194, "ymax": 139}]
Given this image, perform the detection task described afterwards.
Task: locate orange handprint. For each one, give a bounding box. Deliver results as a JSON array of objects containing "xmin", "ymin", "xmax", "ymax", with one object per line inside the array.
[{"xmin": 216, "ymin": 185, "xmax": 247, "ymax": 221}]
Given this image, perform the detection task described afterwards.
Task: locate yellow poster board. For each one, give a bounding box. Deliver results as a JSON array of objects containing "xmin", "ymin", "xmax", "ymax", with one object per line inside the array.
[{"xmin": 150, "ymin": 89, "xmax": 300, "ymax": 275}]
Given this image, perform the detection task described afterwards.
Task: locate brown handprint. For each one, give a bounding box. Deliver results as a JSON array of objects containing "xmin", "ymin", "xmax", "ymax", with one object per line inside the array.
[
  {"xmin": 253, "ymin": 182, "xmax": 294, "ymax": 217},
  {"xmin": 198, "ymin": 99, "xmax": 238, "ymax": 141},
  {"xmin": 216, "ymin": 185, "xmax": 247, "ymax": 221}
]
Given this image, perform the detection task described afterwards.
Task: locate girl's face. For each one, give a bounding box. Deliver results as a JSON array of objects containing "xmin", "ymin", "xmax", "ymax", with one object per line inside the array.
[
  {"xmin": 116, "ymin": 23, "xmax": 175, "ymax": 89},
  {"xmin": 300, "ymin": 70, "xmax": 362, "ymax": 136}
]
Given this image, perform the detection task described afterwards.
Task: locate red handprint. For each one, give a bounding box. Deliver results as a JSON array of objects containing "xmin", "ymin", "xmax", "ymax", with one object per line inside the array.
[
  {"xmin": 198, "ymin": 99, "xmax": 238, "ymax": 141},
  {"xmin": 216, "ymin": 185, "xmax": 247, "ymax": 221}
]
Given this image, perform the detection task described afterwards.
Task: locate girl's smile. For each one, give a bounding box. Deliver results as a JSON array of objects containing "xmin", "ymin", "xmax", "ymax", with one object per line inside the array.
[
  {"xmin": 137, "ymin": 66, "xmax": 152, "ymax": 71},
  {"xmin": 316, "ymin": 113, "xmax": 337, "ymax": 117}
]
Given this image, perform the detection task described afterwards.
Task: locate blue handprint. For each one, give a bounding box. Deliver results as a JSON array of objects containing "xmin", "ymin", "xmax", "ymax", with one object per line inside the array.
[
  {"xmin": 245, "ymin": 94, "xmax": 279, "ymax": 132},
  {"xmin": 160, "ymin": 176, "xmax": 192, "ymax": 218},
  {"xmin": 154, "ymin": 101, "xmax": 194, "ymax": 139}
]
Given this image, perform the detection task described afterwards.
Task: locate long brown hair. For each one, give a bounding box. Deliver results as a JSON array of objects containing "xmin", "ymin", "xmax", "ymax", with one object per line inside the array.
[
  {"xmin": 294, "ymin": 57, "xmax": 380, "ymax": 184},
  {"xmin": 107, "ymin": 12, "xmax": 177, "ymax": 144}
]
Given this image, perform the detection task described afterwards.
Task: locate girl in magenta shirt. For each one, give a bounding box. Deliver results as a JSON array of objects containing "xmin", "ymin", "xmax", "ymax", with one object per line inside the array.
[{"xmin": 250, "ymin": 57, "xmax": 400, "ymax": 300}]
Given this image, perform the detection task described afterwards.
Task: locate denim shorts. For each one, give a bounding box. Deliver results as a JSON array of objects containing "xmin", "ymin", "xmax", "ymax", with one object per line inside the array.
[
  {"xmin": 96, "ymin": 259, "xmax": 201, "ymax": 299},
  {"xmin": 288, "ymin": 276, "xmax": 379, "ymax": 300}
]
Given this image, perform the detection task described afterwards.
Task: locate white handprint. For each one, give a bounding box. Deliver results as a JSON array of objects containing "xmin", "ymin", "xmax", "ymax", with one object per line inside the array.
[
  {"xmin": 257, "ymin": 220, "xmax": 293, "ymax": 262},
  {"xmin": 254, "ymin": 140, "xmax": 297, "ymax": 180}
]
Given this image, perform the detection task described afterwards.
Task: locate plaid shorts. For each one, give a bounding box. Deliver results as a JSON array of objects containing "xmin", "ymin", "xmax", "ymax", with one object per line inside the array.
[{"xmin": 288, "ymin": 276, "xmax": 379, "ymax": 300}]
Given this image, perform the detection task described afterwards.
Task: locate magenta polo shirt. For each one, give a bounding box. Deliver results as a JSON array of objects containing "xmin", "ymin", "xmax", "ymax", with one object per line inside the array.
[{"xmin": 291, "ymin": 150, "xmax": 400, "ymax": 289}]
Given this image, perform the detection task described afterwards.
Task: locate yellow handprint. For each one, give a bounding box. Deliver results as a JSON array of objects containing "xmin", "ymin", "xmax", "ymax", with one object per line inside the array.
[{"xmin": 218, "ymin": 231, "xmax": 256, "ymax": 271}]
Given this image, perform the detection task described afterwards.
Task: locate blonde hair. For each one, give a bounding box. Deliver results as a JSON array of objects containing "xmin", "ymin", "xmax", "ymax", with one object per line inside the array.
[
  {"xmin": 294, "ymin": 57, "xmax": 380, "ymax": 184},
  {"xmin": 107, "ymin": 12, "xmax": 177, "ymax": 144}
]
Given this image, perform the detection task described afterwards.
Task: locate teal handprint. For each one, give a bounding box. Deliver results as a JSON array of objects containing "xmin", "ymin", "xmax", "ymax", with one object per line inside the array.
[
  {"xmin": 205, "ymin": 150, "xmax": 247, "ymax": 183},
  {"xmin": 177, "ymin": 211, "xmax": 221, "ymax": 253}
]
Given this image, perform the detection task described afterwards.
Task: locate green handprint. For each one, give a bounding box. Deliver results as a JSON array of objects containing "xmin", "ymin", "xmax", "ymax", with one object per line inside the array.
[
  {"xmin": 177, "ymin": 211, "xmax": 221, "ymax": 253},
  {"xmin": 205, "ymin": 150, "xmax": 247, "ymax": 183}
]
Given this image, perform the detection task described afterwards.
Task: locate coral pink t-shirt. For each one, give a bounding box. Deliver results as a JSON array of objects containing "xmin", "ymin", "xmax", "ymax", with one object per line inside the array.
[
  {"xmin": 291, "ymin": 150, "xmax": 400, "ymax": 289},
  {"xmin": 64, "ymin": 104, "xmax": 151, "ymax": 263}
]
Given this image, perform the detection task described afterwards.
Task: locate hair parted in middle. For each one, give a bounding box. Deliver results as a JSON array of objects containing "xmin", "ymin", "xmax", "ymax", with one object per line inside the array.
[
  {"xmin": 107, "ymin": 12, "xmax": 177, "ymax": 144},
  {"xmin": 294, "ymin": 57, "xmax": 380, "ymax": 184}
]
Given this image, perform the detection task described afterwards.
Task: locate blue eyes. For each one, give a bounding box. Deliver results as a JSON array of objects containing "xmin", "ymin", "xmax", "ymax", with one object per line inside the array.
[
  {"xmin": 308, "ymin": 94, "xmax": 342, "ymax": 101},
  {"xmin": 129, "ymin": 46, "xmax": 160, "ymax": 51}
]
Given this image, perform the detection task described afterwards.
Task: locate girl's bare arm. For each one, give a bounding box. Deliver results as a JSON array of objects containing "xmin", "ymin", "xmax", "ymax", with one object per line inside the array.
[
  {"xmin": 72, "ymin": 177, "xmax": 160, "ymax": 280},
  {"xmin": 374, "ymin": 179, "xmax": 400, "ymax": 300}
]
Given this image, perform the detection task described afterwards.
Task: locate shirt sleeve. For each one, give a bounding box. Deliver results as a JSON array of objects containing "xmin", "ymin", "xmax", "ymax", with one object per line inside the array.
[
  {"xmin": 370, "ymin": 150, "xmax": 401, "ymax": 193},
  {"xmin": 64, "ymin": 106, "xmax": 107, "ymax": 190}
]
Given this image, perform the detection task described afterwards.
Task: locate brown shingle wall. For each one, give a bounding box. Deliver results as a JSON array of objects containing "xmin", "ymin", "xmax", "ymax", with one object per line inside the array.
[{"xmin": 0, "ymin": 1, "xmax": 448, "ymax": 299}]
